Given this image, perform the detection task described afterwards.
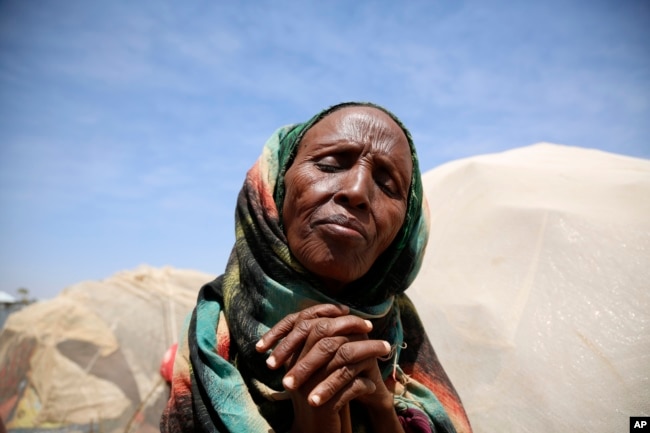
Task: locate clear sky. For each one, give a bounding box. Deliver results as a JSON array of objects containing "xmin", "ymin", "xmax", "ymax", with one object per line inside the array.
[{"xmin": 1, "ymin": 0, "xmax": 648, "ymax": 300}]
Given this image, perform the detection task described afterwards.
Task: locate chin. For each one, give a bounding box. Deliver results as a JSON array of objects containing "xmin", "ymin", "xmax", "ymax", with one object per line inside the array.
[
  {"xmin": 309, "ymin": 259, "xmax": 371, "ymax": 293},
  {"xmin": 291, "ymin": 237, "xmax": 374, "ymax": 290}
]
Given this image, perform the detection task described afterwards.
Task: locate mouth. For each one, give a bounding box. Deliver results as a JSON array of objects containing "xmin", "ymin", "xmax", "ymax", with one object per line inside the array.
[{"xmin": 314, "ymin": 214, "xmax": 368, "ymax": 239}]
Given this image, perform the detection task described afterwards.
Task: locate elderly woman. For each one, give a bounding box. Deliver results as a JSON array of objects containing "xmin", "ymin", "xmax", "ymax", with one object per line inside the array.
[{"xmin": 161, "ymin": 102, "xmax": 472, "ymax": 433}]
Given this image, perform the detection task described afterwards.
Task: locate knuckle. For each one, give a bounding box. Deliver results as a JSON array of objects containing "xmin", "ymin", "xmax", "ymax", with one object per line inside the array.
[
  {"xmin": 336, "ymin": 343, "xmax": 354, "ymax": 364},
  {"xmin": 273, "ymin": 338, "xmax": 290, "ymax": 355},
  {"xmin": 321, "ymin": 379, "xmax": 339, "ymax": 399},
  {"xmin": 338, "ymin": 365, "xmax": 355, "ymax": 383},
  {"xmin": 274, "ymin": 322, "xmax": 293, "ymax": 337},
  {"xmin": 318, "ymin": 337, "xmax": 339, "ymax": 356},
  {"xmin": 352, "ymin": 377, "xmax": 375, "ymax": 394},
  {"xmin": 304, "ymin": 303, "xmax": 347, "ymax": 320},
  {"xmin": 295, "ymin": 319, "xmax": 312, "ymax": 335},
  {"xmin": 285, "ymin": 311, "xmax": 299, "ymax": 322},
  {"xmin": 292, "ymin": 358, "xmax": 312, "ymax": 377},
  {"xmin": 314, "ymin": 320, "xmax": 331, "ymax": 337},
  {"xmin": 302, "ymin": 304, "xmax": 330, "ymax": 318}
]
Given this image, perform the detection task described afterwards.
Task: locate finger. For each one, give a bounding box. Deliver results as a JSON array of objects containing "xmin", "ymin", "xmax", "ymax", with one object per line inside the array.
[
  {"xmin": 325, "ymin": 339, "xmax": 391, "ymax": 373},
  {"xmin": 303, "ymin": 342, "xmax": 389, "ymax": 404},
  {"xmin": 282, "ymin": 335, "xmax": 353, "ymax": 389},
  {"xmin": 284, "ymin": 337, "xmax": 389, "ymax": 391},
  {"xmin": 255, "ymin": 304, "xmax": 349, "ymax": 353},
  {"xmin": 299, "ymin": 315, "xmax": 373, "ymax": 360},
  {"xmin": 270, "ymin": 316, "xmax": 372, "ymax": 370},
  {"xmin": 311, "ymin": 374, "xmax": 377, "ymax": 412}
]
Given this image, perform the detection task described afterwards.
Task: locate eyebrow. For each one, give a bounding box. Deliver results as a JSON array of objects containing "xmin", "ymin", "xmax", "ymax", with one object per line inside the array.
[{"xmin": 307, "ymin": 137, "xmax": 412, "ymax": 188}]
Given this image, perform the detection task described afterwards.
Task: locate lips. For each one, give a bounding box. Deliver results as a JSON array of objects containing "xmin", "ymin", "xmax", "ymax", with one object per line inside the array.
[{"xmin": 314, "ymin": 214, "xmax": 368, "ymax": 239}]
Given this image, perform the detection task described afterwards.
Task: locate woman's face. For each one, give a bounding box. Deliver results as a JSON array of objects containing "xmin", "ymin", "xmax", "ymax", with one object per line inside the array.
[{"xmin": 282, "ymin": 106, "xmax": 412, "ymax": 295}]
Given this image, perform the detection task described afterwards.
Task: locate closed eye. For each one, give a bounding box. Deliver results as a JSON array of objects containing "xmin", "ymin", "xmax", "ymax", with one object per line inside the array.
[
  {"xmin": 316, "ymin": 163, "xmax": 340, "ymax": 173},
  {"xmin": 375, "ymin": 169, "xmax": 400, "ymax": 197},
  {"xmin": 314, "ymin": 152, "xmax": 355, "ymax": 172}
]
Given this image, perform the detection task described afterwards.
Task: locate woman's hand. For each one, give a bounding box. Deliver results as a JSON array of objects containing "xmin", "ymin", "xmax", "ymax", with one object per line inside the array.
[{"xmin": 256, "ymin": 304, "xmax": 405, "ymax": 433}]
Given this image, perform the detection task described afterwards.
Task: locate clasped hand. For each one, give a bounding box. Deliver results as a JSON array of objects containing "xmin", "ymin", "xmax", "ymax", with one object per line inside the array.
[{"xmin": 255, "ymin": 304, "xmax": 398, "ymax": 433}]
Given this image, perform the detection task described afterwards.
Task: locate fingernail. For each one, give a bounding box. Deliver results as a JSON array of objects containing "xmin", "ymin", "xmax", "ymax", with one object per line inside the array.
[
  {"xmin": 283, "ymin": 375, "xmax": 295, "ymax": 389},
  {"xmin": 383, "ymin": 341, "xmax": 391, "ymax": 352},
  {"xmin": 255, "ymin": 339, "xmax": 264, "ymax": 349},
  {"xmin": 310, "ymin": 394, "xmax": 321, "ymax": 406},
  {"xmin": 364, "ymin": 320, "xmax": 373, "ymax": 329},
  {"xmin": 266, "ymin": 355, "xmax": 277, "ymax": 368}
]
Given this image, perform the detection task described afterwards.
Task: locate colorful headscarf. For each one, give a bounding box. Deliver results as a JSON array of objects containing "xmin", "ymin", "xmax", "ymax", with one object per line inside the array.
[{"xmin": 161, "ymin": 102, "xmax": 472, "ymax": 433}]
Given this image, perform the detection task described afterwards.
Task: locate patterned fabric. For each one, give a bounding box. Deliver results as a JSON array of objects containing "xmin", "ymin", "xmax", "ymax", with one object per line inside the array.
[
  {"xmin": 399, "ymin": 408, "xmax": 436, "ymax": 433},
  {"xmin": 161, "ymin": 102, "xmax": 472, "ymax": 433}
]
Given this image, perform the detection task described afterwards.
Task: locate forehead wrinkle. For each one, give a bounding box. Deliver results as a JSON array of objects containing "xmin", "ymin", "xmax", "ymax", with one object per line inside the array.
[
  {"xmin": 296, "ymin": 108, "xmax": 412, "ymax": 178},
  {"xmin": 338, "ymin": 111, "xmax": 405, "ymax": 154}
]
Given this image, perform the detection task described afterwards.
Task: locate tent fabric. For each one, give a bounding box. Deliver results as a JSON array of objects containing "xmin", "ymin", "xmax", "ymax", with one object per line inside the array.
[
  {"xmin": 0, "ymin": 265, "xmax": 213, "ymax": 433},
  {"xmin": 408, "ymin": 143, "xmax": 650, "ymax": 433}
]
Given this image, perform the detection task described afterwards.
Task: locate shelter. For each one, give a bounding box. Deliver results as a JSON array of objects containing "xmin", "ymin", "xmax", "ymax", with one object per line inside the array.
[
  {"xmin": 0, "ymin": 266, "xmax": 213, "ymax": 433},
  {"xmin": 409, "ymin": 143, "xmax": 650, "ymax": 432}
]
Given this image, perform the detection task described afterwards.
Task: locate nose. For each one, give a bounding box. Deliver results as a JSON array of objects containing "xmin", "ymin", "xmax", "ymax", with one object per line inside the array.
[{"xmin": 334, "ymin": 165, "xmax": 372, "ymax": 211}]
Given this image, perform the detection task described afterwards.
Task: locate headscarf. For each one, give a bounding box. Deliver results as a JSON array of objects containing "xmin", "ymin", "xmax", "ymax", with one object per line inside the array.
[{"xmin": 161, "ymin": 102, "xmax": 472, "ymax": 433}]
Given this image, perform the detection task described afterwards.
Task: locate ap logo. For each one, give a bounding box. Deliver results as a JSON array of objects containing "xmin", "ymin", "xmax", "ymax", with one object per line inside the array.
[{"xmin": 631, "ymin": 417, "xmax": 650, "ymax": 431}]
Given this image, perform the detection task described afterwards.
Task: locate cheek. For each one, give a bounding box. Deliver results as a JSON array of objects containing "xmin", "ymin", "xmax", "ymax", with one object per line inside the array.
[
  {"xmin": 375, "ymin": 202, "xmax": 408, "ymax": 251},
  {"xmin": 282, "ymin": 169, "xmax": 323, "ymax": 235}
]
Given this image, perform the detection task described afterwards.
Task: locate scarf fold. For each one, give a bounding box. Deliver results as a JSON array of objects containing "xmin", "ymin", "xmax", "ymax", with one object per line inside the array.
[{"xmin": 161, "ymin": 102, "xmax": 472, "ymax": 433}]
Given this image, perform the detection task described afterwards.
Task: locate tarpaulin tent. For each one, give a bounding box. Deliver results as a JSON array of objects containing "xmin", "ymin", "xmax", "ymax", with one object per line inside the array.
[
  {"xmin": 409, "ymin": 143, "xmax": 650, "ymax": 432},
  {"xmin": 0, "ymin": 266, "xmax": 213, "ymax": 433}
]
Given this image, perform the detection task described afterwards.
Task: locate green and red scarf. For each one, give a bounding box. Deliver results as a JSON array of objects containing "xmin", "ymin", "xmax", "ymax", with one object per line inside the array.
[{"xmin": 161, "ymin": 103, "xmax": 472, "ymax": 433}]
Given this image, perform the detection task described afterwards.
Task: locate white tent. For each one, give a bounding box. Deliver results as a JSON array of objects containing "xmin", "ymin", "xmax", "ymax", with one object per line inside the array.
[{"xmin": 409, "ymin": 143, "xmax": 650, "ymax": 433}]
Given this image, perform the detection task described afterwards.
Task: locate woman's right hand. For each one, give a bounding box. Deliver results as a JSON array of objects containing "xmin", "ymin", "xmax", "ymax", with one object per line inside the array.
[{"xmin": 256, "ymin": 304, "xmax": 394, "ymax": 433}]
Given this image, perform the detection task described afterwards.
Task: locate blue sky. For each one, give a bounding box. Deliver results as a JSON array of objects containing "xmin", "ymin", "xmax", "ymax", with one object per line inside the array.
[{"xmin": 1, "ymin": 0, "xmax": 648, "ymax": 300}]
